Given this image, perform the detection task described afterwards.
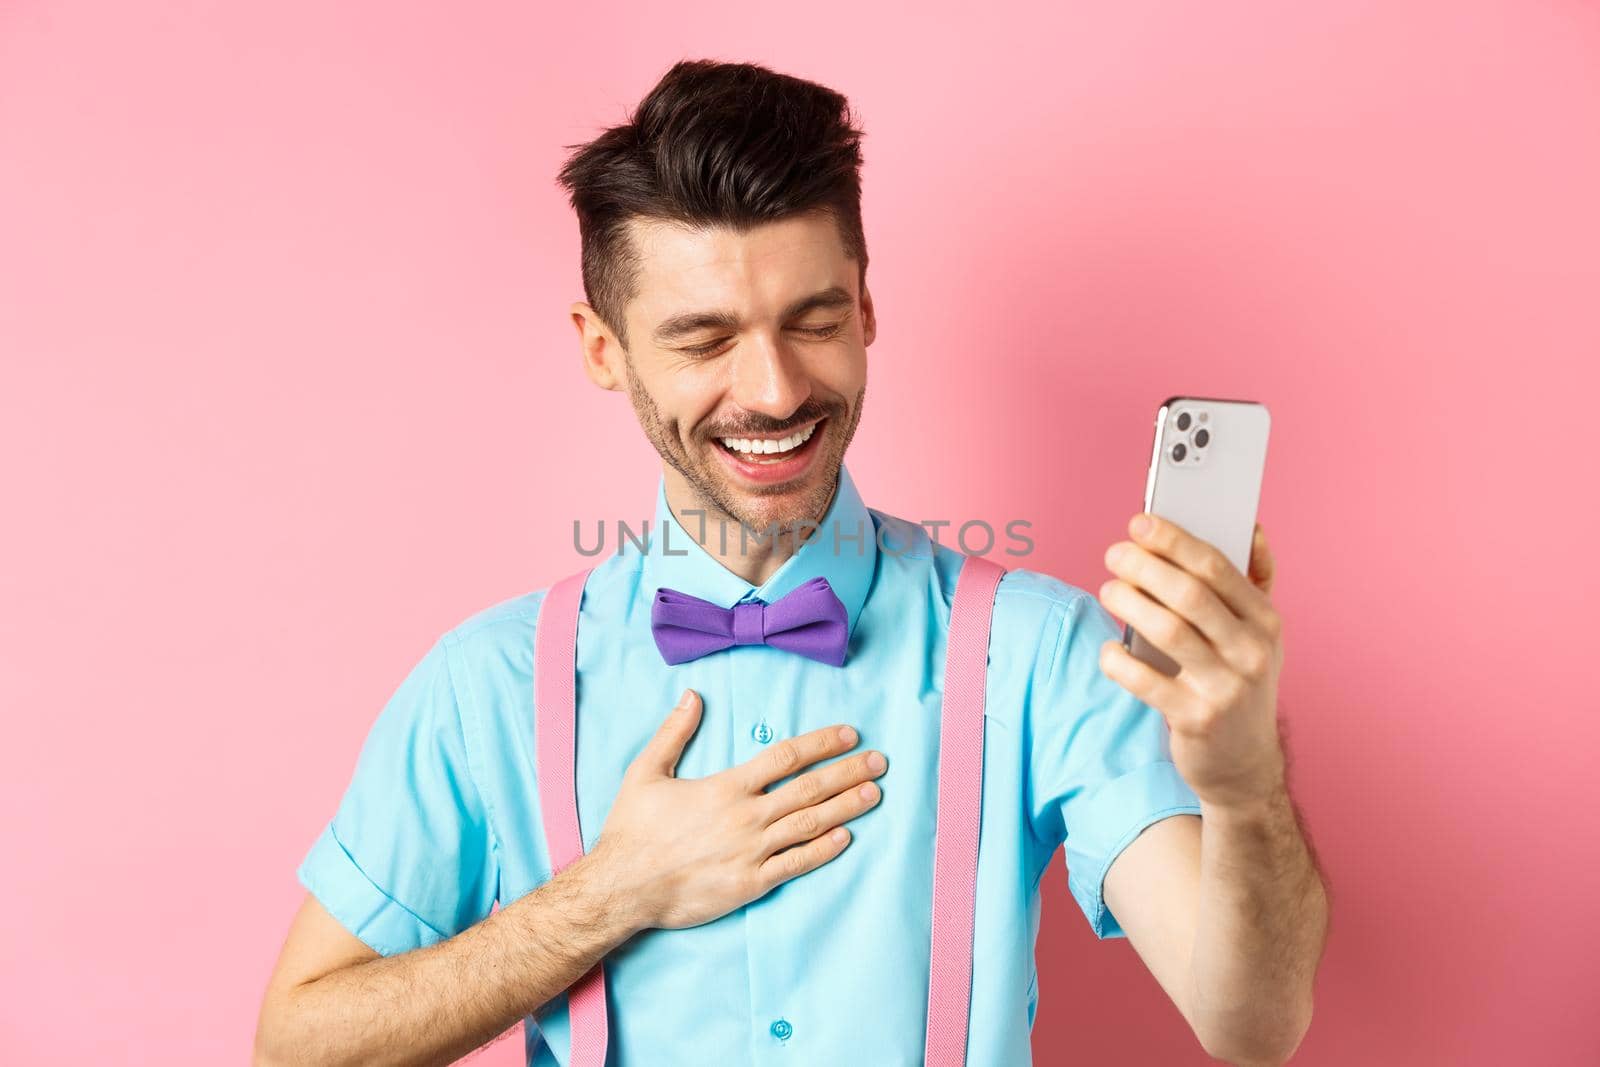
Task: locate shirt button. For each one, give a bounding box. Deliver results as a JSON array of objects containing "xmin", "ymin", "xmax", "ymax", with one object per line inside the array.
[
  {"xmin": 769, "ymin": 1019, "xmax": 792, "ymax": 1041},
  {"xmin": 752, "ymin": 721, "xmax": 774, "ymax": 744}
]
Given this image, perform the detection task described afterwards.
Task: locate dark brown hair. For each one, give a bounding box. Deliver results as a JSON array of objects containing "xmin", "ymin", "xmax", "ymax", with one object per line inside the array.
[{"xmin": 555, "ymin": 59, "xmax": 868, "ymax": 351}]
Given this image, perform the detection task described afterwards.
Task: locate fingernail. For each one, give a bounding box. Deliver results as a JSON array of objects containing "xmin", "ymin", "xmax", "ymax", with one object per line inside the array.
[
  {"xmin": 859, "ymin": 783, "xmax": 878, "ymax": 802},
  {"xmin": 678, "ymin": 689, "xmax": 693, "ymax": 706},
  {"xmin": 1131, "ymin": 514, "xmax": 1153, "ymax": 537},
  {"xmin": 831, "ymin": 828, "xmax": 848, "ymax": 843},
  {"xmin": 838, "ymin": 725, "xmax": 857, "ymax": 745},
  {"xmin": 867, "ymin": 751, "xmax": 887, "ymax": 772}
]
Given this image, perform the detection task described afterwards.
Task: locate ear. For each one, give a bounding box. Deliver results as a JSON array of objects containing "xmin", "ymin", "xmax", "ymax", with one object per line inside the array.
[
  {"xmin": 859, "ymin": 283, "xmax": 877, "ymax": 347},
  {"xmin": 571, "ymin": 302, "xmax": 626, "ymax": 392}
]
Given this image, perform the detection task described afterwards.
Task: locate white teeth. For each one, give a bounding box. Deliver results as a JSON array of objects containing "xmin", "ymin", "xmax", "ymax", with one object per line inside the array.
[{"xmin": 719, "ymin": 423, "xmax": 816, "ymax": 457}]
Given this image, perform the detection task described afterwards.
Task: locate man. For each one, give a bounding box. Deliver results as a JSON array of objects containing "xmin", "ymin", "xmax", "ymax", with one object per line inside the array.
[{"xmin": 256, "ymin": 59, "xmax": 1328, "ymax": 1067}]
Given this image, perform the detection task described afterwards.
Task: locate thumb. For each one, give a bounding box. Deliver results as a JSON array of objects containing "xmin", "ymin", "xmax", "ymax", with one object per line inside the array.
[{"xmin": 634, "ymin": 689, "xmax": 702, "ymax": 778}]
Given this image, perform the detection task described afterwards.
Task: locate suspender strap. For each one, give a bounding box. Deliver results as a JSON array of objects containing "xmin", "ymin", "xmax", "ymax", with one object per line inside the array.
[
  {"xmin": 534, "ymin": 567, "xmax": 609, "ymax": 1067},
  {"xmin": 925, "ymin": 553, "xmax": 1006, "ymax": 1067}
]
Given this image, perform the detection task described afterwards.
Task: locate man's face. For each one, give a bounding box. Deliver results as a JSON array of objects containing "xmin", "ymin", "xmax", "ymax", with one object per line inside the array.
[{"xmin": 575, "ymin": 210, "xmax": 874, "ymax": 535}]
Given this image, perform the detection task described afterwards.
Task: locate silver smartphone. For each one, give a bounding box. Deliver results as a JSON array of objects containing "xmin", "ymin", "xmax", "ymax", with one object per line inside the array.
[{"xmin": 1121, "ymin": 396, "xmax": 1271, "ymax": 677}]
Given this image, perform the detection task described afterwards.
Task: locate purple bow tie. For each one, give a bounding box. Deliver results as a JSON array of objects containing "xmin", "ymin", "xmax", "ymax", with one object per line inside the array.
[{"xmin": 650, "ymin": 576, "xmax": 849, "ymax": 667}]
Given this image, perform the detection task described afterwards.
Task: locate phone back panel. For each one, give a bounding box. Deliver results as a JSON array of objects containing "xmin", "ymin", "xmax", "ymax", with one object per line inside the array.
[{"xmin": 1124, "ymin": 397, "xmax": 1271, "ymax": 676}]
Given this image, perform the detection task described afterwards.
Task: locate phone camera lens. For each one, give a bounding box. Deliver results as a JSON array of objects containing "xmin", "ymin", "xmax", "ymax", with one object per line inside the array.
[
  {"xmin": 1171, "ymin": 442, "xmax": 1187, "ymax": 462},
  {"xmin": 1175, "ymin": 411, "xmax": 1192, "ymax": 431},
  {"xmin": 1193, "ymin": 428, "xmax": 1210, "ymax": 448}
]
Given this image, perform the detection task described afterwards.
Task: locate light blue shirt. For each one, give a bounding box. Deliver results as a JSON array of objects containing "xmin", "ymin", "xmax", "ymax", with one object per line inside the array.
[{"xmin": 298, "ymin": 464, "xmax": 1203, "ymax": 1065}]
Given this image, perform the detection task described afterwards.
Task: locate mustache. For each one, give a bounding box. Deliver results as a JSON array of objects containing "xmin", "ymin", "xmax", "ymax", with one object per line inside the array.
[{"xmin": 700, "ymin": 400, "xmax": 840, "ymax": 439}]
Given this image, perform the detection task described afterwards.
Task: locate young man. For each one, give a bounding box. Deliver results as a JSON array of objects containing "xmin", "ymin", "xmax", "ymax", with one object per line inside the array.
[{"xmin": 256, "ymin": 59, "xmax": 1327, "ymax": 1067}]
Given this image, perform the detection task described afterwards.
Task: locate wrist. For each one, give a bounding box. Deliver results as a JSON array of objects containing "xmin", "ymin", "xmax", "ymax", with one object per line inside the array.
[
  {"xmin": 1199, "ymin": 778, "xmax": 1290, "ymax": 828},
  {"xmin": 565, "ymin": 841, "xmax": 655, "ymax": 940}
]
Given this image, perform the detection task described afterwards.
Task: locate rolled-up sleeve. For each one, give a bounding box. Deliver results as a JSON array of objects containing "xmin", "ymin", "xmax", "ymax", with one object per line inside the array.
[
  {"xmin": 1028, "ymin": 590, "xmax": 1202, "ymax": 940},
  {"xmin": 297, "ymin": 638, "xmax": 498, "ymax": 956}
]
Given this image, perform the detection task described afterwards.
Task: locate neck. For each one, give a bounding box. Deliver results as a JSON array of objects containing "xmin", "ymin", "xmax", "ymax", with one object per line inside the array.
[{"xmin": 661, "ymin": 467, "xmax": 839, "ymax": 587}]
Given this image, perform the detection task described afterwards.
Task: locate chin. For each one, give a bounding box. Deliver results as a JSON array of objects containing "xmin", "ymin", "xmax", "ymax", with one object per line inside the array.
[{"xmin": 714, "ymin": 460, "xmax": 838, "ymax": 531}]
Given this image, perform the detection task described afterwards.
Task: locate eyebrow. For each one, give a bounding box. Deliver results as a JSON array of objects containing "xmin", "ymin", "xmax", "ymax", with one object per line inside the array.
[{"xmin": 652, "ymin": 285, "xmax": 855, "ymax": 345}]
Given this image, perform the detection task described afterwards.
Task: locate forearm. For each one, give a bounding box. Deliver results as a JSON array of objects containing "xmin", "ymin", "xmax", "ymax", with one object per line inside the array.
[
  {"xmin": 1187, "ymin": 784, "xmax": 1328, "ymax": 1066},
  {"xmin": 257, "ymin": 849, "xmax": 641, "ymax": 1067}
]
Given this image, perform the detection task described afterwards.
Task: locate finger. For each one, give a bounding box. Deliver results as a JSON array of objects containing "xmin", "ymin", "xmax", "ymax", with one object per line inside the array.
[
  {"xmin": 759, "ymin": 748, "xmax": 887, "ymax": 822},
  {"xmin": 1098, "ymin": 576, "xmax": 1228, "ymax": 683},
  {"xmin": 1248, "ymin": 523, "xmax": 1275, "ymax": 596},
  {"xmin": 764, "ymin": 779, "xmax": 882, "ymax": 853},
  {"xmin": 735, "ymin": 722, "xmax": 862, "ymax": 794},
  {"xmin": 1128, "ymin": 513, "xmax": 1276, "ymax": 633},
  {"xmin": 1104, "ymin": 539, "xmax": 1250, "ymax": 653},
  {"xmin": 757, "ymin": 825, "xmax": 853, "ymax": 893},
  {"xmin": 1098, "ymin": 640, "xmax": 1197, "ymax": 726},
  {"xmin": 631, "ymin": 689, "xmax": 702, "ymax": 779}
]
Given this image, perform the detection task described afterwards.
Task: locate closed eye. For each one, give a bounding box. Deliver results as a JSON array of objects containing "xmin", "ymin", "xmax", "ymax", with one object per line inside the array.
[{"xmin": 681, "ymin": 323, "xmax": 843, "ymax": 357}]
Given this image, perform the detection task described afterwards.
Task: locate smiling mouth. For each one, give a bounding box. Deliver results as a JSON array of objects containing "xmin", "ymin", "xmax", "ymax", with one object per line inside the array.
[{"xmin": 712, "ymin": 419, "xmax": 823, "ymax": 464}]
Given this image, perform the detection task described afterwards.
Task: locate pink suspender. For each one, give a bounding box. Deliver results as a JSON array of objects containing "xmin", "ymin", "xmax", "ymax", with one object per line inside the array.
[
  {"xmin": 534, "ymin": 569, "xmax": 609, "ymax": 1067},
  {"xmin": 924, "ymin": 553, "xmax": 1005, "ymax": 1065},
  {"xmin": 534, "ymin": 554, "xmax": 1006, "ymax": 1066}
]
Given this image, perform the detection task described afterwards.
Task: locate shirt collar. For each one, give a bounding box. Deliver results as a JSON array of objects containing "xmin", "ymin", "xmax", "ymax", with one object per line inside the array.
[{"xmin": 638, "ymin": 463, "xmax": 877, "ymax": 637}]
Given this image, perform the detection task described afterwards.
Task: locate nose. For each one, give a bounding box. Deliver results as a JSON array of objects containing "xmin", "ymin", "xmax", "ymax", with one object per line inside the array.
[{"xmin": 727, "ymin": 333, "xmax": 810, "ymax": 421}]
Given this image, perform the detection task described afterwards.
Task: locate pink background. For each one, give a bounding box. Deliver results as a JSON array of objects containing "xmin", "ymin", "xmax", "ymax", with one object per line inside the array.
[{"xmin": 2, "ymin": 2, "xmax": 1596, "ymax": 1063}]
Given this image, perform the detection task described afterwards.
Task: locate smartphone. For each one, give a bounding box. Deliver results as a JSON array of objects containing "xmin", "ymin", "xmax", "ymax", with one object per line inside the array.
[{"xmin": 1121, "ymin": 396, "xmax": 1271, "ymax": 677}]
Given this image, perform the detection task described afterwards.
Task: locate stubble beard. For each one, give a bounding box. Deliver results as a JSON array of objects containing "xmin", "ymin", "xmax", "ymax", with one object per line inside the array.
[{"xmin": 621, "ymin": 357, "xmax": 866, "ymax": 545}]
